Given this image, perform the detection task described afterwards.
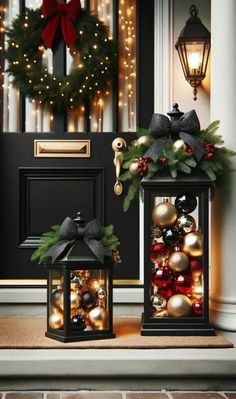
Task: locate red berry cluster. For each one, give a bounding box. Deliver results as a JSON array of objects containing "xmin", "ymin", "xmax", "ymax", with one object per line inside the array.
[
  {"xmin": 204, "ymin": 142, "xmax": 216, "ymax": 160},
  {"xmin": 186, "ymin": 147, "xmax": 193, "ymax": 156},
  {"xmin": 137, "ymin": 157, "xmax": 152, "ymax": 175}
]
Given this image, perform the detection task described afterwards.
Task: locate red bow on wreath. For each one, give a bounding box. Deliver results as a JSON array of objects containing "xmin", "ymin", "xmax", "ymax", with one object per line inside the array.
[{"xmin": 41, "ymin": 0, "xmax": 81, "ymax": 48}]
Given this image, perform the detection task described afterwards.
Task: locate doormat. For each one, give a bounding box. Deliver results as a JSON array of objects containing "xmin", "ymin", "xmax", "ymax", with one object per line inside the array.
[{"xmin": 0, "ymin": 316, "xmax": 233, "ymax": 349}]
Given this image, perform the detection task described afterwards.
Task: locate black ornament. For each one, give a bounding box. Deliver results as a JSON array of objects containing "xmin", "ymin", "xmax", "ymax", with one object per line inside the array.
[
  {"xmin": 175, "ymin": 193, "xmax": 197, "ymax": 214},
  {"xmin": 70, "ymin": 315, "xmax": 86, "ymax": 331},
  {"xmin": 163, "ymin": 227, "xmax": 181, "ymax": 247},
  {"xmin": 81, "ymin": 291, "xmax": 97, "ymax": 310}
]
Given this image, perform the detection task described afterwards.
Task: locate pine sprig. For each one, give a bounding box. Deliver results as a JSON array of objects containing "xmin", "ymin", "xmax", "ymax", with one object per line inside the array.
[{"xmin": 31, "ymin": 225, "xmax": 60, "ymax": 264}]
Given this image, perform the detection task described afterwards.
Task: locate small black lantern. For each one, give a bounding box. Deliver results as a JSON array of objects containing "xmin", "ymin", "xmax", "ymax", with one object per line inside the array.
[
  {"xmin": 175, "ymin": 4, "xmax": 211, "ymax": 100},
  {"xmin": 45, "ymin": 213, "xmax": 115, "ymax": 342},
  {"xmin": 141, "ymin": 173, "xmax": 214, "ymax": 336}
]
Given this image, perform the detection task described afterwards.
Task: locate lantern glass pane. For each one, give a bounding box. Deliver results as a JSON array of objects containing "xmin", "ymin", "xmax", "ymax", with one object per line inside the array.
[
  {"xmin": 150, "ymin": 193, "xmax": 204, "ymax": 319},
  {"xmin": 185, "ymin": 42, "xmax": 205, "ymax": 76},
  {"xmin": 49, "ymin": 269, "xmax": 64, "ymax": 330},
  {"xmin": 70, "ymin": 269, "xmax": 109, "ymax": 332}
]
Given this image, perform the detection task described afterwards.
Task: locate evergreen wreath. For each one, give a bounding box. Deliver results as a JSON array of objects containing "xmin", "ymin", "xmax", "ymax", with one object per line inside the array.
[
  {"xmin": 120, "ymin": 120, "xmax": 236, "ymax": 212},
  {"xmin": 5, "ymin": 5, "xmax": 117, "ymax": 111}
]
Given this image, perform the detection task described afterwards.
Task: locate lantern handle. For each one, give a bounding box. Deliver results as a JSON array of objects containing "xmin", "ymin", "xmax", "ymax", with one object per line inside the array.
[{"xmin": 189, "ymin": 4, "xmax": 198, "ymax": 17}]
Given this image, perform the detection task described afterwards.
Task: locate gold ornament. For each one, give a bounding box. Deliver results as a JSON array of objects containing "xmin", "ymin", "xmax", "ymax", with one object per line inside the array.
[
  {"xmin": 51, "ymin": 287, "xmax": 63, "ymax": 308},
  {"xmin": 88, "ymin": 305, "xmax": 107, "ymax": 330},
  {"xmin": 172, "ymin": 139, "xmax": 187, "ymax": 153},
  {"xmin": 49, "ymin": 308, "xmax": 64, "ymax": 329},
  {"xmin": 167, "ymin": 294, "xmax": 192, "ymax": 317},
  {"xmin": 97, "ymin": 288, "xmax": 107, "ymax": 300},
  {"xmin": 182, "ymin": 231, "xmax": 203, "ymax": 257},
  {"xmin": 169, "ymin": 251, "xmax": 189, "ymax": 272},
  {"xmin": 59, "ymin": 290, "xmax": 81, "ymax": 310},
  {"xmin": 129, "ymin": 161, "xmax": 140, "ymax": 176},
  {"xmin": 152, "ymin": 309, "xmax": 169, "ymax": 318},
  {"xmin": 152, "ymin": 199, "xmax": 177, "ymax": 228},
  {"xmin": 137, "ymin": 135, "xmax": 151, "ymax": 147},
  {"xmin": 177, "ymin": 214, "xmax": 196, "ymax": 234},
  {"xmin": 151, "ymin": 294, "xmax": 167, "ymax": 312}
]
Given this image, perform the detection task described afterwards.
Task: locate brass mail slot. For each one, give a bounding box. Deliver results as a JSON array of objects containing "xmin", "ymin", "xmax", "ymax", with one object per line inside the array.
[{"xmin": 34, "ymin": 140, "xmax": 91, "ymax": 158}]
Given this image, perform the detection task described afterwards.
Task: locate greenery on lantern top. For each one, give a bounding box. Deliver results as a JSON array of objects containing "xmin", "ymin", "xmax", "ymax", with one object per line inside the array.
[
  {"xmin": 5, "ymin": 7, "xmax": 117, "ymax": 111},
  {"xmin": 119, "ymin": 121, "xmax": 236, "ymax": 211},
  {"xmin": 31, "ymin": 223, "xmax": 120, "ymax": 264}
]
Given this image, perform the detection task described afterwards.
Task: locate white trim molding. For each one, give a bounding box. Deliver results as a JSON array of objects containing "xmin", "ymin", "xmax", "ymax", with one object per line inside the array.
[{"xmin": 154, "ymin": 0, "xmax": 174, "ymax": 113}]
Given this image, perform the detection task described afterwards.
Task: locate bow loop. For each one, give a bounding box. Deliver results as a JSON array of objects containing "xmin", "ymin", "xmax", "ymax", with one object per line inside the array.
[
  {"xmin": 144, "ymin": 106, "xmax": 204, "ymax": 162},
  {"xmin": 59, "ymin": 217, "xmax": 77, "ymax": 240},
  {"xmin": 41, "ymin": 0, "xmax": 81, "ymax": 48}
]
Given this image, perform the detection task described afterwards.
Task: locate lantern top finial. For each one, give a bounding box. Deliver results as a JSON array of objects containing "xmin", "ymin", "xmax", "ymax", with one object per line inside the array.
[
  {"xmin": 167, "ymin": 103, "xmax": 184, "ymax": 120},
  {"xmin": 73, "ymin": 211, "xmax": 85, "ymax": 226},
  {"xmin": 189, "ymin": 4, "xmax": 198, "ymax": 18}
]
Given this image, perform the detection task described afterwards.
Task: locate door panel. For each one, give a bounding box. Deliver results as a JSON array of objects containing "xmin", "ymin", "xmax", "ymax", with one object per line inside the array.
[{"xmin": 0, "ymin": 0, "xmax": 154, "ymax": 286}]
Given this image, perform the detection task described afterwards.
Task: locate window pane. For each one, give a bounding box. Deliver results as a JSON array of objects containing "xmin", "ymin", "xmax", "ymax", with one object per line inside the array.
[
  {"xmin": 1, "ymin": 0, "xmax": 20, "ymax": 132},
  {"xmin": 25, "ymin": 0, "xmax": 53, "ymax": 132},
  {"xmin": 118, "ymin": 0, "xmax": 136, "ymax": 132}
]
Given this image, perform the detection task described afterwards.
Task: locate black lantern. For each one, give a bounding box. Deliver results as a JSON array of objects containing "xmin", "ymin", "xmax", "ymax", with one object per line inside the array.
[
  {"xmin": 175, "ymin": 5, "xmax": 211, "ymax": 101},
  {"xmin": 141, "ymin": 173, "xmax": 214, "ymax": 336},
  {"xmin": 45, "ymin": 213, "xmax": 115, "ymax": 342}
]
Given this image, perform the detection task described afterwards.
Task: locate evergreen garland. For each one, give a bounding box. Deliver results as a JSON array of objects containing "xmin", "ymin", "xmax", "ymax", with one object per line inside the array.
[
  {"xmin": 5, "ymin": 8, "xmax": 117, "ymax": 111},
  {"xmin": 120, "ymin": 121, "xmax": 235, "ymax": 211}
]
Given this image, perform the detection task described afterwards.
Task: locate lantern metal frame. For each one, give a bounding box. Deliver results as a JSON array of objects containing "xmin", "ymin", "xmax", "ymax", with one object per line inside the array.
[
  {"xmin": 175, "ymin": 4, "xmax": 211, "ymax": 101},
  {"xmin": 45, "ymin": 216, "xmax": 115, "ymax": 343},
  {"xmin": 141, "ymin": 172, "xmax": 215, "ymax": 336}
]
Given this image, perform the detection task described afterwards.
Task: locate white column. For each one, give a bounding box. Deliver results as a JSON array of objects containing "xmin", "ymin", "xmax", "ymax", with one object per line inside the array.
[{"xmin": 210, "ymin": 0, "xmax": 236, "ymax": 330}]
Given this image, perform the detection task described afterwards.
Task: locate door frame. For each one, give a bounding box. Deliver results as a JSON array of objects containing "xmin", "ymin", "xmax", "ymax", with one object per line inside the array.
[{"xmin": 0, "ymin": 0, "xmax": 174, "ymax": 304}]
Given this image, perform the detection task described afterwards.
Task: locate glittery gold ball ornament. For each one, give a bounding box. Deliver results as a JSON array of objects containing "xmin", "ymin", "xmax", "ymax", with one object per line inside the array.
[
  {"xmin": 177, "ymin": 214, "xmax": 196, "ymax": 234},
  {"xmin": 97, "ymin": 288, "xmax": 106, "ymax": 300},
  {"xmin": 49, "ymin": 308, "xmax": 64, "ymax": 329},
  {"xmin": 129, "ymin": 161, "xmax": 140, "ymax": 176},
  {"xmin": 59, "ymin": 290, "xmax": 81, "ymax": 310},
  {"xmin": 88, "ymin": 305, "xmax": 107, "ymax": 330},
  {"xmin": 167, "ymin": 294, "xmax": 192, "ymax": 317},
  {"xmin": 152, "ymin": 200, "xmax": 177, "ymax": 228},
  {"xmin": 137, "ymin": 135, "xmax": 151, "ymax": 147},
  {"xmin": 168, "ymin": 251, "xmax": 189, "ymax": 272},
  {"xmin": 172, "ymin": 139, "xmax": 187, "ymax": 153},
  {"xmin": 182, "ymin": 231, "xmax": 203, "ymax": 257}
]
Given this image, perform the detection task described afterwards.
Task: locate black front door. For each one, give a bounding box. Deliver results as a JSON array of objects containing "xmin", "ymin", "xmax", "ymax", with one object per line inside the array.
[{"xmin": 0, "ymin": 0, "xmax": 154, "ymax": 287}]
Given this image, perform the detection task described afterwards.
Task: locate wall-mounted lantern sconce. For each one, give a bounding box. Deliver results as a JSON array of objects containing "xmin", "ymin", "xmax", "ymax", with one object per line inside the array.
[{"xmin": 175, "ymin": 5, "xmax": 211, "ymax": 101}]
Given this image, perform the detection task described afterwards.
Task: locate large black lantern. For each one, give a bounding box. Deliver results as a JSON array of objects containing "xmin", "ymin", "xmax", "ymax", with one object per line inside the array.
[
  {"xmin": 175, "ymin": 5, "xmax": 211, "ymax": 101},
  {"xmin": 46, "ymin": 213, "xmax": 115, "ymax": 342},
  {"xmin": 141, "ymin": 173, "xmax": 214, "ymax": 335}
]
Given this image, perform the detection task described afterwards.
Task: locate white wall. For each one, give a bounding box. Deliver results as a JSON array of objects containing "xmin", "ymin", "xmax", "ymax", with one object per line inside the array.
[{"xmin": 173, "ymin": 0, "xmax": 211, "ymax": 128}]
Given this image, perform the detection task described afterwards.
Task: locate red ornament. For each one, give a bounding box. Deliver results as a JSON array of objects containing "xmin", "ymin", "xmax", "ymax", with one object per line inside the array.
[
  {"xmin": 150, "ymin": 243, "xmax": 170, "ymax": 264},
  {"xmin": 136, "ymin": 157, "xmax": 152, "ymax": 176},
  {"xmin": 205, "ymin": 152, "xmax": 215, "ymax": 160},
  {"xmin": 189, "ymin": 258, "xmax": 202, "ymax": 272},
  {"xmin": 193, "ymin": 299, "xmax": 203, "ymax": 316},
  {"xmin": 152, "ymin": 266, "xmax": 173, "ymax": 288},
  {"xmin": 159, "ymin": 284, "xmax": 176, "ymax": 300},
  {"xmin": 41, "ymin": 0, "xmax": 81, "ymax": 49},
  {"xmin": 175, "ymin": 273, "xmax": 193, "ymax": 296}
]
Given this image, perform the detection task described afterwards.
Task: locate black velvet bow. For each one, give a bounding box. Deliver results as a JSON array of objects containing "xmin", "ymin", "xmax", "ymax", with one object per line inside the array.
[
  {"xmin": 144, "ymin": 109, "xmax": 204, "ymax": 162},
  {"xmin": 44, "ymin": 217, "xmax": 106, "ymax": 263}
]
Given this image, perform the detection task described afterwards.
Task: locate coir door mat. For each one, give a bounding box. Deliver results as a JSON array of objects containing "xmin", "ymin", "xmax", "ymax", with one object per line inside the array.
[{"xmin": 0, "ymin": 316, "xmax": 233, "ymax": 349}]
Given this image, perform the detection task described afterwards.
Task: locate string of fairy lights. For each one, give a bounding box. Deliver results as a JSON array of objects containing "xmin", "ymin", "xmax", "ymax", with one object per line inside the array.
[{"xmin": 0, "ymin": 0, "xmax": 136, "ymax": 133}]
